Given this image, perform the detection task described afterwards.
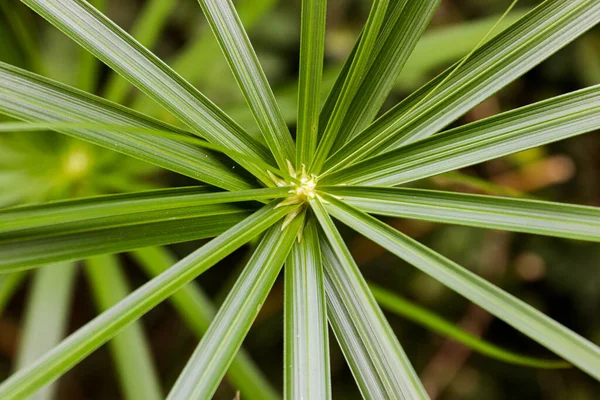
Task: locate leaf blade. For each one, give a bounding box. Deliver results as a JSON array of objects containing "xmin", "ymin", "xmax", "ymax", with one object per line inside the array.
[
  {"xmin": 21, "ymin": 0, "xmax": 275, "ymax": 182},
  {"xmin": 132, "ymin": 246, "xmax": 280, "ymax": 400},
  {"xmin": 330, "ymin": 0, "xmax": 440, "ymax": 149},
  {"xmin": 322, "ymin": 85, "xmax": 600, "ymax": 186},
  {"xmin": 323, "ymin": 186, "xmax": 600, "ymax": 241},
  {"xmin": 14, "ymin": 262, "xmax": 77, "ymax": 400},
  {"xmin": 195, "ymin": 0, "xmax": 295, "ymax": 169},
  {"xmin": 0, "ymin": 187, "xmax": 292, "ymax": 271},
  {"xmin": 323, "ymin": 196, "xmax": 600, "ymax": 381},
  {"xmin": 311, "ymin": 198, "xmax": 427, "ymax": 399},
  {"xmin": 166, "ymin": 216, "xmax": 303, "ymax": 400},
  {"xmin": 0, "ymin": 202, "xmax": 292, "ymax": 399},
  {"xmin": 311, "ymin": 0, "xmax": 390, "ymax": 173},
  {"xmin": 284, "ymin": 217, "xmax": 330, "ymax": 399},
  {"xmin": 84, "ymin": 254, "xmax": 162, "ymax": 400},
  {"xmin": 295, "ymin": 0, "xmax": 327, "ymax": 167},
  {"xmin": 325, "ymin": 0, "xmax": 600, "ymax": 172},
  {"xmin": 0, "ymin": 63, "xmax": 254, "ymax": 191},
  {"xmin": 370, "ymin": 283, "xmax": 569, "ymax": 369}
]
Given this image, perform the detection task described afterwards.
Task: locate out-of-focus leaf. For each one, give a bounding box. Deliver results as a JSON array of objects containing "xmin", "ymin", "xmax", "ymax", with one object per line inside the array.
[
  {"xmin": 84, "ymin": 254, "xmax": 162, "ymax": 400},
  {"xmin": 284, "ymin": 218, "xmax": 330, "ymax": 399}
]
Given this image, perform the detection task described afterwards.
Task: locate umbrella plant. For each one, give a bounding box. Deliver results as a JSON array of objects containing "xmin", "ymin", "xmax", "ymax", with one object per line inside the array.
[{"xmin": 0, "ymin": 0, "xmax": 599, "ymax": 399}]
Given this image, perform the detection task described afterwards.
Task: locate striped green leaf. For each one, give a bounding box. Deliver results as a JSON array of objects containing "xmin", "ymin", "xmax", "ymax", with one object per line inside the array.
[
  {"xmin": 0, "ymin": 63, "xmax": 254, "ymax": 191},
  {"xmin": 284, "ymin": 217, "xmax": 330, "ymax": 399},
  {"xmin": 0, "ymin": 188, "xmax": 289, "ymax": 271},
  {"xmin": 195, "ymin": 0, "xmax": 295, "ymax": 169},
  {"xmin": 295, "ymin": 0, "xmax": 327, "ymax": 167},
  {"xmin": 324, "ymin": 0, "xmax": 600, "ymax": 173},
  {"xmin": 324, "ymin": 186, "xmax": 600, "ymax": 241},
  {"xmin": 323, "ymin": 196, "xmax": 600, "ymax": 381},
  {"xmin": 330, "ymin": 0, "xmax": 440, "ymax": 149},
  {"xmin": 310, "ymin": 0, "xmax": 389, "ymax": 173},
  {"xmin": 166, "ymin": 216, "xmax": 303, "ymax": 400},
  {"xmin": 322, "ymin": 85, "xmax": 600, "ymax": 186},
  {"xmin": 311, "ymin": 198, "xmax": 427, "ymax": 399},
  {"xmin": 0, "ymin": 203, "xmax": 291, "ymax": 399},
  {"xmin": 21, "ymin": 0, "xmax": 275, "ymax": 184},
  {"xmin": 132, "ymin": 246, "xmax": 279, "ymax": 400}
]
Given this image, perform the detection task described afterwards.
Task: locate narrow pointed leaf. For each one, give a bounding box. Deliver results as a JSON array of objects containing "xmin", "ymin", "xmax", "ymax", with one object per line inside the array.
[
  {"xmin": 0, "ymin": 188, "xmax": 291, "ymax": 271},
  {"xmin": 370, "ymin": 283, "xmax": 569, "ymax": 369},
  {"xmin": 195, "ymin": 0, "xmax": 295, "ymax": 169},
  {"xmin": 14, "ymin": 262, "xmax": 77, "ymax": 400},
  {"xmin": 325, "ymin": 0, "xmax": 600, "ymax": 172},
  {"xmin": 0, "ymin": 186, "xmax": 287, "ymax": 234},
  {"xmin": 132, "ymin": 0, "xmax": 279, "ymax": 123},
  {"xmin": 133, "ymin": 247, "xmax": 279, "ymax": 400},
  {"xmin": 295, "ymin": 0, "xmax": 327, "ymax": 167},
  {"xmin": 166, "ymin": 216, "xmax": 303, "ymax": 400},
  {"xmin": 324, "ymin": 186, "xmax": 600, "ymax": 241},
  {"xmin": 0, "ymin": 63, "xmax": 254, "ymax": 191},
  {"xmin": 103, "ymin": 0, "xmax": 177, "ymax": 103},
  {"xmin": 311, "ymin": 199, "xmax": 427, "ymax": 399},
  {"xmin": 323, "ymin": 196, "xmax": 600, "ymax": 381},
  {"xmin": 0, "ymin": 203, "xmax": 292, "ymax": 399},
  {"xmin": 330, "ymin": 0, "xmax": 440, "ymax": 149},
  {"xmin": 85, "ymin": 254, "xmax": 162, "ymax": 400},
  {"xmin": 322, "ymin": 85, "xmax": 600, "ymax": 186},
  {"xmin": 284, "ymin": 217, "xmax": 330, "ymax": 399},
  {"xmin": 21, "ymin": 0, "xmax": 275, "ymax": 183},
  {"xmin": 311, "ymin": 0, "xmax": 389, "ymax": 173}
]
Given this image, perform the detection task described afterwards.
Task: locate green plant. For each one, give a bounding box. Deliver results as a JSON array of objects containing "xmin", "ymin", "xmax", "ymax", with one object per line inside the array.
[{"xmin": 0, "ymin": 0, "xmax": 599, "ymax": 399}]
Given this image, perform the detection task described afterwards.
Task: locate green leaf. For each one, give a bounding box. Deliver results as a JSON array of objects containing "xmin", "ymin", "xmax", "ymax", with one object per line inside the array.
[
  {"xmin": 166, "ymin": 216, "xmax": 303, "ymax": 400},
  {"xmin": 103, "ymin": 0, "xmax": 177, "ymax": 104},
  {"xmin": 21, "ymin": 0, "xmax": 275, "ymax": 184},
  {"xmin": 0, "ymin": 202, "xmax": 291, "ymax": 399},
  {"xmin": 284, "ymin": 217, "xmax": 330, "ymax": 399},
  {"xmin": 84, "ymin": 254, "xmax": 162, "ymax": 400},
  {"xmin": 369, "ymin": 283, "xmax": 570, "ymax": 369},
  {"xmin": 322, "ymin": 85, "xmax": 600, "ymax": 186},
  {"xmin": 132, "ymin": 0, "xmax": 279, "ymax": 124},
  {"xmin": 0, "ymin": 63, "xmax": 254, "ymax": 191},
  {"xmin": 0, "ymin": 271, "xmax": 27, "ymax": 317},
  {"xmin": 14, "ymin": 262, "xmax": 77, "ymax": 400},
  {"xmin": 132, "ymin": 246, "xmax": 280, "ymax": 400},
  {"xmin": 195, "ymin": 0, "xmax": 295, "ymax": 169},
  {"xmin": 325, "ymin": 0, "xmax": 600, "ymax": 172},
  {"xmin": 0, "ymin": 186, "xmax": 287, "ymax": 234},
  {"xmin": 311, "ymin": 198, "xmax": 427, "ymax": 399},
  {"xmin": 0, "ymin": 187, "xmax": 291, "ymax": 271},
  {"xmin": 396, "ymin": 9, "xmax": 530, "ymax": 91},
  {"xmin": 323, "ymin": 186, "xmax": 600, "ymax": 241},
  {"xmin": 323, "ymin": 196, "xmax": 600, "ymax": 381},
  {"xmin": 330, "ymin": 0, "xmax": 440, "ymax": 149},
  {"xmin": 295, "ymin": 0, "xmax": 327, "ymax": 167},
  {"xmin": 0, "ymin": 211, "xmax": 247, "ymax": 273},
  {"xmin": 311, "ymin": 0, "xmax": 389, "ymax": 173}
]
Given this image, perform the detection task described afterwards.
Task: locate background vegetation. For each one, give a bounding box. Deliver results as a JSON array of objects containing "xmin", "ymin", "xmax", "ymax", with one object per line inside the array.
[{"xmin": 0, "ymin": 0, "xmax": 599, "ymax": 398}]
